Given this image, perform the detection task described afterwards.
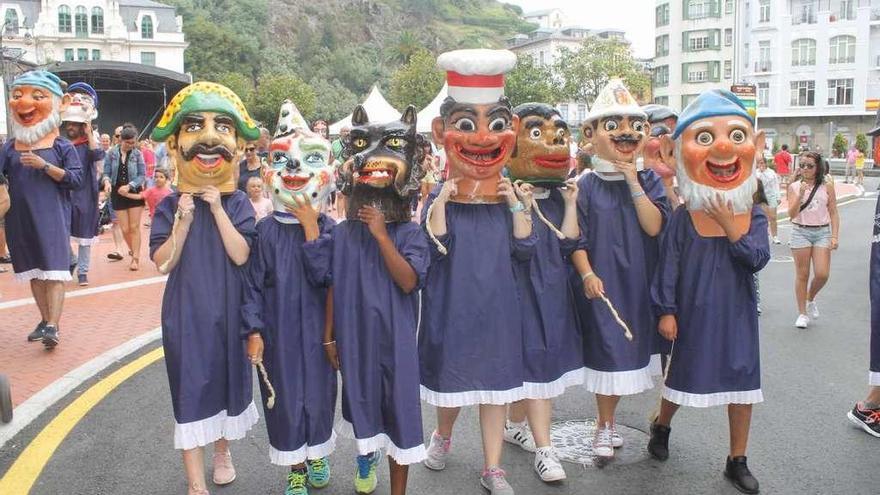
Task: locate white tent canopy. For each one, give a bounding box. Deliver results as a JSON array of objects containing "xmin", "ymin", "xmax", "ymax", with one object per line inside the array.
[
  {"xmin": 416, "ymin": 83, "xmax": 448, "ymax": 134},
  {"xmin": 329, "ymin": 85, "xmax": 400, "ymax": 135}
]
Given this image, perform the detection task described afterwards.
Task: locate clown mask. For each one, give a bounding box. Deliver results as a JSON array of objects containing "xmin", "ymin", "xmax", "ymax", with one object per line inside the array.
[
  {"xmin": 266, "ymin": 102, "xmax": 334, "ymax": 213},
  {"xmin": 342, "ymin": 105, "xmax": 425, "ymax": 223},
  {"xmin": 167, "ymin": 112, "xmax": 244, "ymax": 193},
  {"xmin": 508, "ymin": 103, "xmax": 571, "ymax": 186}
]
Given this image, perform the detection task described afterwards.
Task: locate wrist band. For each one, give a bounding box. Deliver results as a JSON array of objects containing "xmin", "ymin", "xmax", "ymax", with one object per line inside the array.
[
  {"xmin": 322, "ymin": 340, "xmax": 336, "ymax": 346},
  {"xmin": 509, "ymin": 201, "xmax": 525, "ymax": 213},
  {"xmin": 631, "ymin": 190, "xmax": 646, "ymax": 199},
  {"xmin": 581, "ymin": 271, "xmax": 595, "ymax": 281}
]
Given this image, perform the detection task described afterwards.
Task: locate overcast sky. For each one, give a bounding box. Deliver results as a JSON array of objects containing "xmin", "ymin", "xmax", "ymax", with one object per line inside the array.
[{"xmin": 503, "ymin": 0, "xmax": 655, "ymax": 58}]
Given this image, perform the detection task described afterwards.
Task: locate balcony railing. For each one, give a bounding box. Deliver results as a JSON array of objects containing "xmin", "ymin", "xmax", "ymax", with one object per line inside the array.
[
  {"xmin": 755, "ymin": 61, "xmax": 772, "ymax": 72},
  {"xmin": 791, "ymin": 13, "xmax": 817, "ymax": 25}
]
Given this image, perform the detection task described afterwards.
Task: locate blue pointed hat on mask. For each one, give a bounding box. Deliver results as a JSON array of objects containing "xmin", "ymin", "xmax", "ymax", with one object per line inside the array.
[{"xmin": 673, "ymin": 89, "xmax": 753, "ymax": 140}]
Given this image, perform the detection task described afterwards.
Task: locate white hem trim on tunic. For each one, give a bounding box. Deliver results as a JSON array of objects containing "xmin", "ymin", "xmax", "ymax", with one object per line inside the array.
[
  {"xmin": 268, "ymin": 431, "xmax": 337, "ymax": 466},
  {"xmin": 420, "ymin": 384, "xmax": 525, "ymax": 407},
  {"xmin": 582, "ymin": 363, "xmax": 656, "ymax": 396},
  {"xmin": 649, "ymin": 354, "xmax": 663, "ymax": 377},
  {"xmin": 522, "ymin": 368, "xmax": 585, "ymax": 400},
  {"xmin": 663, "ymin": 387, "xmax": 764, "ymax": 408},
  {"xmin": 870, "ymin": 371, "xmax": 880, "ymax": 386},
  {"xmin": 14, "ymin": 269, "xmax": 72, "ymax": 282},
  {"xmin": 173, "ymin": 402, "xmax": 259, "ymax": 450},
  {"xmin": 334, "ymin": 420, "xmax": 426, "ymax": 465},
  {"xmin": 71, "ymin": 236, "xmax": 99, "ymax": 246}
]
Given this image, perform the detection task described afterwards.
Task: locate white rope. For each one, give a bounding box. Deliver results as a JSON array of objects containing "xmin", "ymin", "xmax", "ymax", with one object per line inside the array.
[
  {"xmin": 599, "ymin": 293, "xmax": 633, "ymax": 341},
  {"xmin": 529, "ymin": 197, "xmax": 566, "ymax": 240},
  {"xmin": 255, "ymin": 361, "xmax": 276, "ymax": 409},
  {"xmin": 425, "ymin": 199, "xmax": 448, "ymax": 256},
  {"xmin": 650, "ymin": 339, "xmax": 675, "ymax": 423}
]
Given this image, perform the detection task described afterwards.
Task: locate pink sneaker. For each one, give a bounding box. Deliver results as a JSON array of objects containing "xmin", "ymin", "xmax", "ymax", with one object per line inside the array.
[{"xmin": 212, "ymin": 450, "xmax": 236, "ymax": 485}]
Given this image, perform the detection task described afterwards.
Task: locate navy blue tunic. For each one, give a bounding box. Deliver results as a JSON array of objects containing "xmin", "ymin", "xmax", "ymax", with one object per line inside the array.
[
  {"xmin": 150, "ymin": 191, "xmax": 258, "ymax": 449},
  {"xmin": 242, "ymin": 214, "xmax": 338, "ymax": 464},
  {"xmin": 651, "ymin": 206, "xmax": 770, "ymax": 406},
  {"xmin": 0, "ymin": 138, "xmax": 82, "ymax": 280},
  {"xmin": 572, "ymin": 170, "xmax": 669, "ymax": 395},
  {"xmin": 419, "ymin": 191, "xmax": 537, "ymax": 406},
  {"xmin": 516, "ymin": 189, "xmax": 584, "ymax": 398},
  {"xmin": 69, "ymin": 143, "xmax": 104, "ymax": 244},
  {"xmin": 303, "ymin": 220, "xmax": 428, "ymax": 464},
  {"xmin": 870, "ymin": 196, "xmax": 880, "ymax": 386}
]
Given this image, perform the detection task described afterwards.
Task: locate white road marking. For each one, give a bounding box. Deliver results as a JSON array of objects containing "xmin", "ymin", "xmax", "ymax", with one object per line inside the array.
[{"xmin": 0, "ymin": 276, "xmax": 167, "ymax": 311}]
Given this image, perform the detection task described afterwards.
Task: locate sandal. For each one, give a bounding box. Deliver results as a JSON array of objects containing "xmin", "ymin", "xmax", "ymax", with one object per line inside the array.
[
  {"xmin": 129, "ymin": 258, "xmax": 139, "ymax": 271},
  {"xmin": 107, "ymin": 252, "xmax": 123, "ymax": 261}
]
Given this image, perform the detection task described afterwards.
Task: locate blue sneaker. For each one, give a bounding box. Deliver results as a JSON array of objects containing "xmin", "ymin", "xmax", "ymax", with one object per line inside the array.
[
  {"xmin": 307, "ymin": 457, "xmax": 330, "ymax": 488},
  {"xmin": 285, "ymin": 468, "xmax": 309, "ymax": 495},
  {"xmin": 353, "ymin": 452, "xmax": 381, "ymax": 494}
]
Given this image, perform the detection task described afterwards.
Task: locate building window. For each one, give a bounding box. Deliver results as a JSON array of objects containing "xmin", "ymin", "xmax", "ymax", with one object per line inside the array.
[
  {"xmin": 829, "ymin": 35, "xmax": 856, "ymax": 64},
  {"xmin": 577, "ymin": 104, "xmax": 586, "ymax": 122},
  {"xmin": 64, "ymin": 48, "xmax": 74, "ymax": 61},
  {"xmin": 656, "ymin": 35, "xmax": 669, "ymax": 57},
  {"xmin": 654, "ymin": 65, "xmax": 669, "ymax": 87},
  {"xmin": 687, "ymin": 64, "xmax": 709, "ymax": 83},
  {"xmin": 724, "ymin": 28, "xmax": 732, "ymax": 46},
  {"xmin": 75, "ymin": 6, "xmax": 87, "ymax": 37},
  {"xmin": 827, "ymin": 78, "xmax": 854, "ymax": 105},
  {"xmin": 140, "ymin": 51, "xmax": 156, "ymax": 65},
  {"xmin": 91, "ymin": 7, "xmax": 103, "ymax": 34},
  {"xmin": 76, "ymin": 48, "xmax": 88, "ymax": 61},
  {"xmin": 559, "ymin": 103, "xmax": 569, "ymax": 118},
  {"xmin": 793, "ymin": 0, "xmax": 817, "ymax": 25},
  {"xmin": 744, "ymin": 0, "xmax": 750, "ymax": 26},
  {"xmin": 4, "ymin": 9, "xmax": 18, "ymax": 34},
  {"xmin": 724, "ymin": 60, "xmax": 732, "ymax": 79},
  {"xmin": 654, "ymin": 96, "xmax": 669, "ymax": 106},
  {"xmin": 744, "ymin": 42, "xmax": 750, "ymax": 68},
  {"xmin": 790, "ymin": 80, "xmax": 815, "ymax": 106},
  {"xmin": 758, "ymin": 82, "xmax": 770, "ymax": 107},
  {"xmin": 141, "ymin": 15, "xmax": 154, "ymax": 39},
  {"xmin": 791, "ymin": 38, "xmax": 816, "ymax": 66},
  {"xmin": 58, "ymin": 5, "xmax": 71, "ymax": 33},
  {"xmin": 688, "ymin": 31, "xmax": 711, "ymax": 51},
  {"xmin": 835, "ymin": 0, "xmax": 855, "ymax": 20},
  {"xmin": 725, "ymin": 0, "xmax": 734, "ymax": 14},
  {"xmin": 91, "ymin": 49, "xmax": 100, "ymax": 60},
  {"xmin": 682, "ymin": 94, "xmax": 699, "ymax": 108},
  {"xmin": 759, "ymin": 0, "xmax": 771, "ymax": 22},
  {"xmin": 656, "ymin": 3, "xmax": 670, "ymax": 26},
  {"xmin": 687, "ymin": 0, "xmax": 712, "ymax": 19}
]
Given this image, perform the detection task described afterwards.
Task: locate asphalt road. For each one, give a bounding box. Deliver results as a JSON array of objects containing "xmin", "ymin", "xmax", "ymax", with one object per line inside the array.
[{"xmin": 2, "ymin": 181, "xmax": 879, "ymax": 495}]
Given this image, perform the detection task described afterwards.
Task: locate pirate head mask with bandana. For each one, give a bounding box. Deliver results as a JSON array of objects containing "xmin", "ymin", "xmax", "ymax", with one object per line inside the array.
[
  {"xmin": 508, "ymin": 103, "xmax": 571, "ymax": 186},
  {"xmin": 432, "ymin": 49, "xmax": 519, "ymax": 202},
  {"xmin": 151, "ymin": 81, "xmax": 260, "ymax": 193},
  {"xmin": 8, "ymin": 70, "xmax": 70, "ymax": 150},
  {"xmin": 339, "ymin": 104, "xmax": 425, "ymax": 223},
  {"xmin": 266, "ymin": 99, "xmax": 335, "ymax": 214},
  {"xmin": 664, "ymin": 89, "xmax": 765, "ymax": 237},
  {"xmin": 642, "ymin": 104, "xmax": 678, "ymax": 179},
  {"xmin": 579, "ymin": 79, "xmax": 649, "ymax": 179}
]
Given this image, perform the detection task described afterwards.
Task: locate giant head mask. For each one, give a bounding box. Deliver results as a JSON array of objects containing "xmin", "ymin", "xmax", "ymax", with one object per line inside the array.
[
  {"xmin": 642, "ymin": 104, "xmax": 678, "ymax": 179},
  {"xmin": 432, "ymin": 49, "xmax": 519, "ymax": 202},
  {"xmin": 266, "ymin": 99, "xmax": 335, "ymax": 214},
  {"xmin": 151, "ymin": 82, "xmax": 260, "ymax": 193},
  {"xmin": 339, "ymin": 105, "xmax": 425, "ymax": 223},
  {"xmin": 508, "ymin": 103, "xmax": 571, "ymax": 186},
  {"xmin": 579, "ymin": 79, "xmax": 649, "ymax": 177},
  {"xmin": 667, "ymin": 89, "xmax": 765, "ymax": 237},
  {"xmin": 8, "ymin": 70, "xmax": 70, "ymax": 149},
  {"xmin": 60, "ymin": 82, "xmax": 98, "ymax": 144}
]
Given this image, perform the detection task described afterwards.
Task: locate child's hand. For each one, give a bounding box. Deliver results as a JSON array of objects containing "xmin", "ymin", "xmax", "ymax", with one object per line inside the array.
[
  {"xmin": 561, "ymin": 178, "xmax": 578, "ymax": 205},
  {"xmin": 658, "ymin": 314, "xmax": 678, "ymax": 341},
  {"xmin": 583, "ymin": 273, "xmax": 604, "ymax": 299},
  {"xmin": 247, "ymin": 333, "xmax": 264, "ymax": 364},
  {"xmin": 324, "ymin": 341, "xmax": 340, "ymax": 370},
  {"xmin": 358, "ymin": 206, "xmax": 388, "ymax": 241},
  {"xmin": 286, "ymin": 193, "xmax": 318, "ymax": 226}
]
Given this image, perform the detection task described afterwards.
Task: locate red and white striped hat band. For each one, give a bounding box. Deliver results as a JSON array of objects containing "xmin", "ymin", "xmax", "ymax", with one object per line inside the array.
[
  {"xmin": 437, "ymin": 49, "xmax": 517, "ymax": 105},
  {"xmin": 446, "ymin": 71, "xmax": 505, "ymax": 104}
]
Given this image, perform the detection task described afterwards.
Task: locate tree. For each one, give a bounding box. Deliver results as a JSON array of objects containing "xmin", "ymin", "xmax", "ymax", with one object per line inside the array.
[
  {"xmin": 183, "ymin": 16, "xmax": 262, "ymax": 81},
  {"xmin": 250, "ymin": 73, "xmax": 316, "ymax": 130},
  {"xmin": 856, "ymin": 133, "xmax": 869, "ymax": 154},
  {"xmin": 553, "ymin": 37, "xmax": 651, "ymax": 106},
  {"xmin": 214, "ymin": 72, "xmax": 255, "ymax": 108},
  {"xmin": 310, "ymin": 77, "xmax": 361, "ymax": 123},
  {"xmin": 833, "ymin": 133, "xmax": 848, "ymax": 158},
  {"xmin": 505, "ymin": 56, "xmax": 560, "ymax": 107},
  {"xmin": 389, "ymin": 31, "xmax": 422, "ymax": 64},
  {"xmin": 389, "ymin": 48, "xmax": 444, "ymax": 111}
]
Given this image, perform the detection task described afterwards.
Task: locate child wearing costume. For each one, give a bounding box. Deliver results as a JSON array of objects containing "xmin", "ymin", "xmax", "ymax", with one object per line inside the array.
[
  {"xmin": 649, "ymin": 90, "xmax": 770, "ymax": 495},
  {"xmin": 149, "ymin": 82, "xmax": 261, "ymax": 495},
  {"xmin": 419, "ymin": 49, "xmax": 536, "ymax": 495},
  {"xmin": 502, "ymin": 102, "xmax": 583, "ymax": 483},
  {"xmin": 570, "ymin": 79, "xmax": 668, "ymax": 459},
  {"xmin": 304, "ymin": 105, "xmax": 428, "ymax": 495},
  {"xmin": 242, "ymin": 100, "xmax": 338, "ymax": 495}
]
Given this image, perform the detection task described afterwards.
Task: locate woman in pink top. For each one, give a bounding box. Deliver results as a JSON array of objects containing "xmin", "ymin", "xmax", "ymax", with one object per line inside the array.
[
  {"xmin": 787, "ymin": 152, "xmax": 840, "ymax": 329},
  {"xmin": 246, "ymin": 176, "xmax": 273, "ymax": 221}
]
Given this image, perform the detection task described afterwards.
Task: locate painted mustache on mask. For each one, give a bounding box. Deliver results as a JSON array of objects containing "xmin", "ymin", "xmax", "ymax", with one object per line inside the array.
[
  {"xmin": 181, "ymin": 143, "xmax": 234, "ymax": 162},
  {"xmin": 611, "ymin": 134, "xmax": 642, "ymax": 144}
]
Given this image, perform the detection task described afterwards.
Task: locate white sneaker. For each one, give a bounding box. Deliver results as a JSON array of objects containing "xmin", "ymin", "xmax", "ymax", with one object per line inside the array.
[
  {"xmin": 503, "ymin": 420, "xmax": 536, "ymax": 453},
  {"xmin": 807, "ymin": 300, "xmax": 819, "ymax": 319},
  {"xmin": 534, "ymin": 447, "xmax": 566, "ymax": 482},
  {"xmin": 610, "ymin": 424, "xmax": 624, "ymax": 448},
  {"xmin": 772, "ymin": 236, "xmax": 781, "ymax": 244},
  {"xmin": 423, "ymin": 431, "xmax": 451, "ymax": 471},
  {"xmin": 592, "ymin": 422, "xmax": 614, "ymax": 458},
  {"xmin": 795, "ymin": 314, "xmax": 810, "ymax": 329}
]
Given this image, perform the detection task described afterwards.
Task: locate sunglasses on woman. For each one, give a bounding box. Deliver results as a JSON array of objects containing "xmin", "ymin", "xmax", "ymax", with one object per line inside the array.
[
  {"xmin": 799, "ymin": 163, "xmax": 815, "ymax": 169},
  {"xmin": 245, "ymin": 147, "xmax": 256, "ymax": 152}
]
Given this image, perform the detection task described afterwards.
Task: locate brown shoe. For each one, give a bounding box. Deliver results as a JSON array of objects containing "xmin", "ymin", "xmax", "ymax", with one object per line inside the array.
[{"xmin": 212, "ymin": 450, "xmax": 236, "ymax": 485}]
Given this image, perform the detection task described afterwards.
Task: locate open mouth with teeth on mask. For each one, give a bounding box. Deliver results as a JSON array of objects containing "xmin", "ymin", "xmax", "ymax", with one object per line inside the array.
[
  {"xmin": 16, "ymin": 109, "xmax": 39, "ymax": 126},
  {"xmin": 705, "ymin": 158, "xmax": 742, "ymax": 183},
  {"xmin": 455, "ymin": 144, "xmax": 506, "ymax": 168},
  {"xmin": 611, "ymin": 135, "xmax": 641, "ymax": 156},
  {"xmin": 195, "ymin": 153, "xmax": 225, "ymax": 171},
  {"xmin": 355, "ymin": 162, "xmax": 398, "ymax": 187},
  {"xmin": 280, "ymin": 173, "xmax": 311, "ymax": 191}
]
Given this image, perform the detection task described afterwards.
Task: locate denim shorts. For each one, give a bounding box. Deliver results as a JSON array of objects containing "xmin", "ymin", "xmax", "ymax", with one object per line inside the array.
[
  {"xmin": 790, "ymin": 224, "xmax": 831, "ymax": 249},
  {"xmin": 765, "ymin": 194, "xmax": 779, "ymax": 209}
]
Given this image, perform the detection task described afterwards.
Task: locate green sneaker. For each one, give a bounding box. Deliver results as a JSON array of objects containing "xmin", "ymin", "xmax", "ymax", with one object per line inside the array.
[
  {"xmin": 353, "ymin": 452, "xmax": 380, "ymax": 494},
  {"xmin": 307, "ymin": 457, "xmax": 330, "ymax": 488},
  {"xmin": 285, "ymin": 468, "xmax": 309, "ymax": 495}
]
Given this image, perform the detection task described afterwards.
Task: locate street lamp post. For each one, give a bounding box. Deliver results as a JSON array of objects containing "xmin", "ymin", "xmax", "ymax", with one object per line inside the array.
[{"xmin": 0, "ymin": 20, "xmax": 34, "ymax": 137}]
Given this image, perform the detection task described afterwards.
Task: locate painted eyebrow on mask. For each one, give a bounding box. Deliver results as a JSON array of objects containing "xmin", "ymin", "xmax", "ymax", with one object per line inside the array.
[
  {"xmin": 524, "ymin": 119, "xmax": 545, "ymax": 129},
  {"xmin": 300, "ymin": 142, "xmax": 330, "ymax": 153},
  {"xmin": 690, "ymin": 121, "xmax": 714, "ymax": 130}
]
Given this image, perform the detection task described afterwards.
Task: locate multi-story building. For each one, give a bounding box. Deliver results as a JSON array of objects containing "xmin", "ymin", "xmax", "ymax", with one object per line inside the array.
[
  {"xmin": 653, "ymin": 0, "xmax": 738, "ymax": 110},
  {"xmin": 736, "ymin": 0, "xmax": 879, "ymax": 152},
  {"xmin": 0, "ymin": 0, "xmax": 186, "ymax": 73}
]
